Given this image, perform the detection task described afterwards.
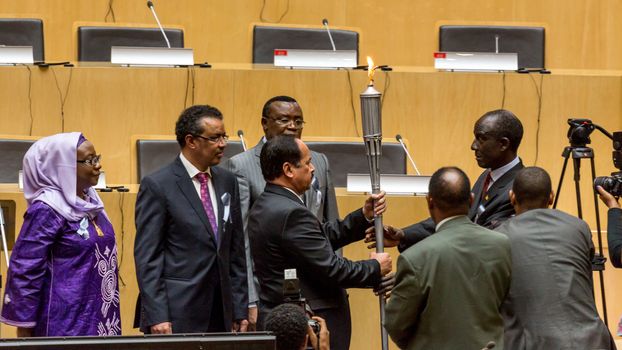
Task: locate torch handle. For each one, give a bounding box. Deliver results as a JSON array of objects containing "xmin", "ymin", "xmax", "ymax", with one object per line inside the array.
[
  {"xmin": 374, "ymin": 214, "xmax": 384, "ymax": 253},
  {"xmin": 373, "ymin": 212, "xmax": 389, "ymax": 350}
]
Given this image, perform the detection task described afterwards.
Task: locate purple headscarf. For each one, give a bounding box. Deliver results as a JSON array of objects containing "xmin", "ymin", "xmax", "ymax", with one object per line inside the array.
[{"xmin": 23, "ymin": 132, "xmax": 105, "ymax": 221}]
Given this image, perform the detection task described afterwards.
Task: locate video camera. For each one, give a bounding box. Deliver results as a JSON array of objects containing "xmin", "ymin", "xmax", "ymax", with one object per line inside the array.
[
  {"xmin": 283, "ymin": 269, "xmax": 321, "ymax": 339},
  {"xmin": 594, "ymin": 131, "xmax": 622, "ymax": 197}
]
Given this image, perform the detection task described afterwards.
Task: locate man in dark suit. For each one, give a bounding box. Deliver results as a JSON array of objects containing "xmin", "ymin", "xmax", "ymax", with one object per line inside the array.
[
  {"xmin": 225, "ymin": 95, "xmax": 339, "ymax": 329},
  {"xmin": 597, "ymin": 185, "xmax": 622, "ymax": 268},
  {"xmin": 385, "ymin": 167, "xmax": 511, "ymax": 350},
  {"xmin": 134, "ymin": 105, "xmax": 248, "ymax": 334},
  {"xmin": 597, "ymin": 177, "xmax": 622, "ymax": 337},
  {"xmin": 368, "ymin": 109, "xmax": 524, "ymax": 252},
  {"xmin": 496, "ymin": 167, "xmax": 613, "ymax": 349},
  {"xmin": 248, "ymin": 135, "xmax": 392, "ymax": 350}
]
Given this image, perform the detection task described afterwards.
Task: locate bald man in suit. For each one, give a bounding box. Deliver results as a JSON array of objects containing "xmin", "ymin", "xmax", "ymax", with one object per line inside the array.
[{"xmin": 385, "ymin": 166, "xmax": 511, "ymax": 350}]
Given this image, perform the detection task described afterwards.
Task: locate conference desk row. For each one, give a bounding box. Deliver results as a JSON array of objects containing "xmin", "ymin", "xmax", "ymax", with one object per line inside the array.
[
  {"xmin": 1, "ymin": 184, "xmax": 622, "ymax": 348},
  {"xmin": 1, "ymin": 63, "xmax": 621, "ymax": 229}
]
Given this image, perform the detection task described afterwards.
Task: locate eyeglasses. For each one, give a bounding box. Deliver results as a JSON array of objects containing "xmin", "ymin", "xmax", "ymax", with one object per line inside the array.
[
  {"xmin": 193, "ymin": 134, "xmax": 229, "ymax": 144},
  {"xmin": 263, "ymin": 117, "xmax": 306, "ymax": 129},
  {"xmin": 77, "ymin": 154, "xmax": 102, "ymax": 167}
]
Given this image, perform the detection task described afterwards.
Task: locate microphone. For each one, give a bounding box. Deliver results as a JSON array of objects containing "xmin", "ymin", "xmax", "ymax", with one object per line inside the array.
[
  {"xmin": 481, "ymin": 341, "xmax": 496, "ymax": 349},
  {"xmin": 146, "ymin": 1, "xmax": 171, "ymax": 48},
  {"xmin": 237, "ymin": 130, "xmax": 247, "ymax": 151},
  {"xmin": 322, "ymin": 18, "xmax": 337, "ymax": 51},
  {"xmin": 395, "ymin": 134, "xmax": 421, "ymax": 175},
  {"xmin": 0, "ymin": 206, "xmax": 9, "ymax": 267}
]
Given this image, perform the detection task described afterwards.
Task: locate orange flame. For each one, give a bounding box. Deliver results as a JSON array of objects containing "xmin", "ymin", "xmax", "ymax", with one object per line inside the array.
[{"xmin": 367, "ymin": 56, "xmax": 375, "ymax": 85}]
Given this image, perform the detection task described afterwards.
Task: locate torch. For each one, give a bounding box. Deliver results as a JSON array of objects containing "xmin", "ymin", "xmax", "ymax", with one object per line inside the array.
[{"xmin": 360, "ymin": 56, "xmax": 389, "ymax": 350}]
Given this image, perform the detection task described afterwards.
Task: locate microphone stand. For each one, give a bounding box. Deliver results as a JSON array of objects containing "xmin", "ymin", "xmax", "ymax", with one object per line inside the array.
[
  {"xmin": 360, "ymin": 63, "xmax": 389, "ymax": 350},
  {"xmin": 147, "ymin": 1, "xmax": 171, "ymax": 48},
  {"xmin": 0, "ymin": 206, "xmax": 8, "ymax": 266},
  {"xmin": 0, "ymin": 206, "xmax": 9, "ymax": 338},
  {"xmin": 322, "ymin": 19, "xmax": 337, "ymax": 51},
  {"xmin": 237, "ymin": 130, "xmax": 248, "ymax": 151},
  {"xmin": 396, "ymin": 135, "xmax": 421, "ymax": 175}
]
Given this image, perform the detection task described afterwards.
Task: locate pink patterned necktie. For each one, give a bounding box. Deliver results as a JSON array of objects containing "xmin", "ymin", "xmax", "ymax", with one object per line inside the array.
[{"xmin": 196, "ymin": 172, "xmax": 218, "ymax": 240}]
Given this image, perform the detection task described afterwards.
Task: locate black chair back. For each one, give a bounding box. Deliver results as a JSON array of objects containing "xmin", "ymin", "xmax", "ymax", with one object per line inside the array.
[
  {"xmin": 0, "ymin": 138, "xmax": 35, "ymax": 183},
  {"xmin": 77, "ymin": 26, "xmax": 184, "ymax": 62},
  {"xmin": 439, "ymin": 25, "xmax": 545, "ymax": 69},
  {"xmin": 252, "ymin": 25, "xmax": 359, "ymax": 64},
  {"xmin": 136, "ymin": 139, "xmax": 244, "ymax": 182},
  {"xmin": 306, "ymin": 141, "xmax": 407, "ymax": 187},
  {"xmin": 0, "ymin": 18, "xmax": 44, "ymax": 61}
]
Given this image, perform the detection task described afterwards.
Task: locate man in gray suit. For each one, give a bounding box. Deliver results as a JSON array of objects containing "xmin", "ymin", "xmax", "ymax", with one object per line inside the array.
[
  {"xmin": 385, "ymin": 167, "xmax": 511, "ymax": 350},
  {"xmin": 496, "ymin": 166, "xmax": 613, "ymax": 350},
  {"xmin": 225, "ymin": 95, "xmax": 339, "ymax": 329}
]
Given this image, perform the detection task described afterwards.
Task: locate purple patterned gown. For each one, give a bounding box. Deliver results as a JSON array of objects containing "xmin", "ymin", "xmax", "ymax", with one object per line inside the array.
[{"xmin": 1, "ymin": 201, "xmax": 121, "ymax": 336}]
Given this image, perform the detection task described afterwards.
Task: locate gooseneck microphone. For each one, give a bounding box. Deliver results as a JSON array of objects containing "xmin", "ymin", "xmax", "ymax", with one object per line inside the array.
[
  {"xmin": 237, "ymin": 130, "xmax": 247, "ymax": 151},
  {"xmin": 147, "ymin": 1, "xmax": 171, "ymax": 48},
  {"xmin": 396, "ymin": 134, "xmax": 421, "ymax": 175},
  {"xmin": 322, "ymin": 18, "xmax": 337, "ymax": 51},
  {"xmin": 0, "ymin": 206, "xmax": 9, "ymax": 267}
]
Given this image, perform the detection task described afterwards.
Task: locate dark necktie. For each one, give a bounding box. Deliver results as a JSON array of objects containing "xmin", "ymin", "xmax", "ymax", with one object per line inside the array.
[
  {"xmin": 481, "ymin": 171, "xmax": 493, "ymax": 201},
  {"xmin": 196, "ymin": 172, "xmax": 218, "ymax": 240}
]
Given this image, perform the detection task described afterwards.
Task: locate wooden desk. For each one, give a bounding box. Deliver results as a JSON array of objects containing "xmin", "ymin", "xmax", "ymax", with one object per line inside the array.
[{"xmin": 1, "ymin": 64, "xmax": 621, "ymax": 228}]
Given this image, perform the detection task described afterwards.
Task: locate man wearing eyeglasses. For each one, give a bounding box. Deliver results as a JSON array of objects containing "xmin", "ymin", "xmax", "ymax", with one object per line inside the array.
[
  {"xmin": 134, "ymin": 105, "xmax": 248, "ymax": 335},
  {"xmin": 225, "ymin": 95, "xmax": 339, "ymax": 332}
]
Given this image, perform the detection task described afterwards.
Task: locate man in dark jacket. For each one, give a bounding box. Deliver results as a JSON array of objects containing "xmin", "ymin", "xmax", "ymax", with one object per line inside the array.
[{"xmin": 248, "ymin": 135, "xmax": 392, "ymax": 350}]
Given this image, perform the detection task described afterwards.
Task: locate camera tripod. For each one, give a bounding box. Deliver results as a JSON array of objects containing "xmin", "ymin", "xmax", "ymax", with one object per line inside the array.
[{"xmin": 553, "ymin": 144, "xmax": 608, "ymax": 325}]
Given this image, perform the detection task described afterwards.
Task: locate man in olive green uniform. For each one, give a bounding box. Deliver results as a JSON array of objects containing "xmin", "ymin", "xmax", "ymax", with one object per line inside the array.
[{"xmin": 385, "ymin": 167, "xmax": 511, "ymax": 350}]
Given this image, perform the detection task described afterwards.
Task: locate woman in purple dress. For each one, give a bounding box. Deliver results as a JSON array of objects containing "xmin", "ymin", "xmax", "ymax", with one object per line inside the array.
[{"xmin": 0, "ymin": 132, "xmax": 121, "ymax": 337}]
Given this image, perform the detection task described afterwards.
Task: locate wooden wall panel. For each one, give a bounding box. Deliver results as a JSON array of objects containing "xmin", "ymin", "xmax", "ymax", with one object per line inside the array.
[{"xmin": 1, "ymin": 0, "xmax": 622, "ymax": 69}]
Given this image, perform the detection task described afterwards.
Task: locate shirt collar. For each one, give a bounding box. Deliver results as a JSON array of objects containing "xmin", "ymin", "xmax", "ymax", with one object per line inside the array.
[
  {"xmin": 435, "ymin": 215, "xmax": 465, "ymax": 231},
  {"xmin": 282, "ymin": 186, "xmax": 305, "ymax": 204},
  {"xmin": 489, "ymin": 156, "xmax": 520, "ymax": 182},
  {"xmin": 179, "ymin": 152, "xmax": 212, "ymax": 179}
]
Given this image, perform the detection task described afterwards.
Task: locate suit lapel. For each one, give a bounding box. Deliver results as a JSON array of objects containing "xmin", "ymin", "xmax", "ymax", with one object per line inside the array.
[
  {"xmin": 172, "ymin": 158, "xmax": 218, "ymax": 247},
  {"xmin": 485, "ymin": 161, "xmax": 523, "ymax": 204},
  {"xmin": 469, "ymin": 171, "xmax": 488, "ymax": 219},
  {"xmin": 469, "ymin": 160, "xmax": 523, "ymax": 220}
]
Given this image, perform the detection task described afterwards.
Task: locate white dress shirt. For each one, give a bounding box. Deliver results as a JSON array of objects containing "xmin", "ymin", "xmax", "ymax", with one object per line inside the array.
[{"xmin": 179, "ymin": 153, "xmax": 219, "ymax": 223}]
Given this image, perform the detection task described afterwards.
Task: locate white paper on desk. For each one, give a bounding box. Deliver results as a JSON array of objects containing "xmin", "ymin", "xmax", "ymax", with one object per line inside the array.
[{"xmin": 346, "ymin": 174, "xmax": 430, "ymax": 195}]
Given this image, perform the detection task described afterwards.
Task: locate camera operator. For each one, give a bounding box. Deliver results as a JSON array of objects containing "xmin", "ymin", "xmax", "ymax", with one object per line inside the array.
[
  {"xmin": 596, "ymin": 186, "xmax": 622, "ymax": 268},
  {"xmin": 265, "ymin": 303, "xmax": 330, "ymax": 350}
]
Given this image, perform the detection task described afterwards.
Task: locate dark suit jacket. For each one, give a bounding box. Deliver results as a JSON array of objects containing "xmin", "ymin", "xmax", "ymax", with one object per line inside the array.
[
  {"xmin": 608, "ymin": 208, "xmax": 622, "ymax": 268},
  {"xmin": 399, "ymin": 160, "xmax": 524, "ymax": 251},
  {"xmin": 385, "ymin": 216, "xmax": 511, "ymax": 350},
  {"xmin": 248, "ymin": 183, "xmax": 380, "ymax": 318},
  {"xmin": 224, "ymin": 140, "xmax": 339, "ymax": 303},
  {"xmin": 496, "ymin": 209, "xmax": 613, "ymax": 350},
  {"xmin": 134, "ymin": 157, "xmax": 247, "ymax": 333}
]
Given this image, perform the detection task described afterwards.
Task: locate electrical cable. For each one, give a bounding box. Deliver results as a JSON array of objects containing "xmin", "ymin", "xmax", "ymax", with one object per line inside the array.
[
  {"xmin": 259, "ymin": 0, "xmax": 290, "ymax": 23},
  {"xmin": 501, "ymin": 71, "xmax": 506, "ymax": 109},
  {"xmin": 381, "ymin": 70, "xmax": 391, "ymax": 108},
  {"xmin": 529, "ymin": 73, "xmax": 544, "ymax": 165},
  {"xmin": 345, "ymin": 68, "xmax": 361, "ymax": 137},
  {"xmin": 51, "ymin": 67, "xmax": 73, "ymax": 132},
  {"xmin": 20, "ymin": 64, "xmax": 34, "ymax": 135},
  {"xmin": 105, "ymin": 0, "xmax": 116, "ymax": 23}
]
